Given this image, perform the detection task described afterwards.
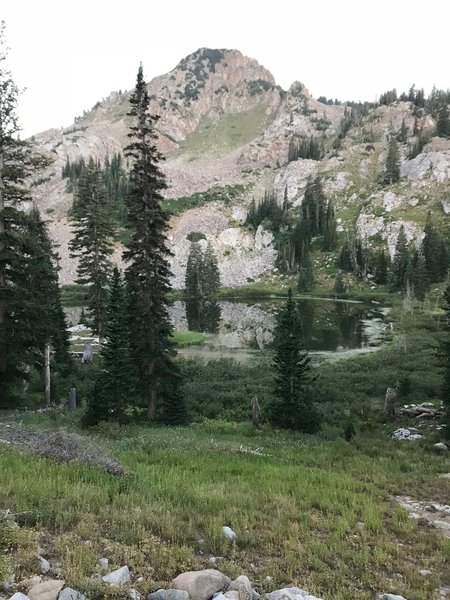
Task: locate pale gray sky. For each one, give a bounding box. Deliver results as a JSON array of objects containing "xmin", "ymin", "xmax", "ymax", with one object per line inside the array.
[{"xmin": 3, "ymin": 0, "xmax": 450, "ymax": 137}]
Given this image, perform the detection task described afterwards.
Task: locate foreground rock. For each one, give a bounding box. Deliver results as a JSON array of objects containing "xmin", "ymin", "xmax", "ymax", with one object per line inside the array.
[
  {"xmin": 171, "ymin": 570, "xmax": 231, "ymax": 600},
  {"xmin": 266, "ymin": 587, "xmax": 322, "ymax": 600},
  {"xmin": 27, "ymin": 580, "xmax": 65, "ymax": 600},
  {"xmin": 102, "ymin": 565, "xmax": 131, "ymax": 585}
]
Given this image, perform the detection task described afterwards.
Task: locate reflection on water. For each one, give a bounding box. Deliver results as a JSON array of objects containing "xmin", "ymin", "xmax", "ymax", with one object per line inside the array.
[{"xmin": 169, "ymin": 299, "xmax": 389, "ymax": 355}]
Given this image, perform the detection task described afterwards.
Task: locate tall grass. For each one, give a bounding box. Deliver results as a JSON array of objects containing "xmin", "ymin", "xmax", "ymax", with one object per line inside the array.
[{"xmin": 0, "ymin": 420, "xmax": 449, "ymax": 600}]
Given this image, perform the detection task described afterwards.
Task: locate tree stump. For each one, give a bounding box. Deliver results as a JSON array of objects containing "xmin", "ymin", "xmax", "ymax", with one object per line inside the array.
[
  {"xmin": 68, "ymin": 388, "xmax": 77, "ymax": 411},
  {"xmin": 384, "ymin": 387, "xmax": 397, "ymax": 419}
]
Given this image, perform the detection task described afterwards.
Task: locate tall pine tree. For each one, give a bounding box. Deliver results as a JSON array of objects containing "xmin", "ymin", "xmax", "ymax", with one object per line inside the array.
[
  {"xmin": 270, "ymin": 288, "xmax": 321, "ymax": 433},
  {"xmin": 390, "ymin": 225, "xmax": 409, "ymax": 292},
  {"xmin": 442, "ymin": 283, "xmax": 450, "ymax": 439},
  {"xmin": 384, "ymin": 137, "xmax": 401, "ymax": 185},
  {"xmin": 83, "ymin": 268, "xmax": 136, "ymax": 425},
  {"xmin": 124, "ymin": 64, "xmax": 185, "ymax": 422},
  {"xmin": 0, "ymin": 25, "xmax": 54, "ymax": 403},
  {"xmin": 69, "ymin": 159, "xmax": 115, "ymax": 341}
]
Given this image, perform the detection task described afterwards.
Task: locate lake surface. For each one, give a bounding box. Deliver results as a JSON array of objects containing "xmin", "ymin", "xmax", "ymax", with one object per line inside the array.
[{"xmin": 170, "ymin": 298, "xmax": 390, "ymax": 363}]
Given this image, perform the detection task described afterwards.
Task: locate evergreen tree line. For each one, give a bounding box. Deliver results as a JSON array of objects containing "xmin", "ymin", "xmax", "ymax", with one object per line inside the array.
[
  {"xmin": 63, "ymin": 153, "xmax": 129, "ymax": 226},
  {"xmin": 288, "ymin": 135, "xmax": 324, "ymax": 162},
  {"xmin": 246, "ymin": 190, "xmax": 288, "ymax": 232},
  {"xmin": 184, "ymin": 240, "xmax": 221, "ymax": 299}
]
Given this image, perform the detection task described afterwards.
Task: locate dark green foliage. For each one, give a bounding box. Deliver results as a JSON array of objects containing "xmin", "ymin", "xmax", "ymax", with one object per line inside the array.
[
  {"xmin": 334, "ymin": 272, "xmax": 347, "ymax": 296},
  {"xmin": 339, "ymin": 238, "xmax": 371, "ymax": 279},
  {"xmin": 442, "ymin": 284, "xmax": 450, "ymax": 437},
  {"xmin": 297, "ymin": 248, "xmax": 314, "ymax": 293},
  {"xmin": 397, "ymin": 118, "xmax": 408, "ymax": 143},
  {"xmin": 374, "ymin": 249, "xmax": 389, "ymax": 285},
  {"xmin": 421, "ymin": 211, "xmax": 449, "ymax": 283},
  {"xmin": 69, "ymin": 159, "xmax": 115, "ymax": 340},
  {"xmin": 124, "ymin": 64, "xmax": 185, "ymax": 421},
  {"xmin": 0, "ymin": 27, "xmax": 60, "ymax": 404},
  {"xmin": 379, "ymin": 89, "xmax": 397, "ymax": 105},
  {"xmin": 322, "ymin": 201, "xmax": 337, "ymax": 251},
  {"xmin": 408, "ymin": 251, "xmax": 429, "ymax": 301},
  {"xmin": 390, "ymin": 226, "xmax": 409, "ymax": 292},
  {"xmin": 184, "ymin": 241, "xmax": 220, "ymax": 299},
  {"xmin": 301, "ymin": 177, "xmax": 326, "ymax": 238},
  {"xmin": 163, "ymin": 184, "xmax": 246, "ymax": 217},
  {"xmin": 181, "ymin": 358, "xmax": 273, "ymax": 422},
  {"xmin": 436, "ymin": 102, "xmax": 450, "ymax": 137},
  {"xmin": 343, "ymin": 422, "xmax": 356, "ymax": 442},
  {"xmin": 83, "ymin": 268, "xmax": 137, "ymax": 426},
  {"xmin": 102, "ymin": 153, "xmax": 129, "ymax": 226},
  {"xmin": 384, "ymin": 137, "xmax": 400, "ymax": 185},
  {"xmin": 185, "ymin": 299, "xmax": 221, "ymax": 334},
  {"xmin": 270, "ymin": 289, "xmax": 321, "ymax": 433},
  {"xmin": 246, "ymin": 191, "xmax": 285, "ymax": 232},
  {"xmin": 185, "ymin": 242, "xmax": 204, "ymax": 298},
  {"xmin": 288, "ymin": 136, "xmax": 323, "ymax": 162}
]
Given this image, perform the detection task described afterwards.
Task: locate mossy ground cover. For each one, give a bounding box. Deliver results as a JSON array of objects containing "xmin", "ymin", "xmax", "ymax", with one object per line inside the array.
[{"xmin": 0, "ymin": 416, "xmax": 449, "ymax": 600}]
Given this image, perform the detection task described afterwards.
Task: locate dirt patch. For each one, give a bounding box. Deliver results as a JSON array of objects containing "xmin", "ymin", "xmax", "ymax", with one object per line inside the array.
[
  {"xmin": 0, "ymin": 424, "xmax": 125, "ymax": 476},
  {"xmin": 395, "ymin": 495, "xmax": 450, "ymax": 538}
]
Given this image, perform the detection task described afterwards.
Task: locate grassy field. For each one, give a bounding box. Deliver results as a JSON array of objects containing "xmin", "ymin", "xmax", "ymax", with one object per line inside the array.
[{"xmin": 0, "ymin": 417, "xmax": 449, "ymax": 600}]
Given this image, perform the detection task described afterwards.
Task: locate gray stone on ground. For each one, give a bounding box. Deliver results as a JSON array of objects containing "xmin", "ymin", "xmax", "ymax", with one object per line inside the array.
[
  {"xmin": 27, "ymin": 580, "xmax": 65, "ymax": 600},
  {"xmin": 9, "ymin": 594, "xmax": 31, "ymax": 600},
  {"xmin": 102, "ymin": 565, "xmax": 131, "ymax": 585},
  {"xmin": 439, "ymin": 473, "xmax": 450, "ymax": 479},
  {"xmin": 58, "ymin": 588, "xmax": 86, "ymax": 600},
  {"xmin": 37, "ymin": 557, "xmax": 50, "ymax": 575},
  {"xmin": 380, "ymin": 595, "xmax": 408, "ymax": 600},
  {"xmin": 265, "ymin": 587, "xmax": 322, "ymax": 600},
  {"xmin": 434, "ymin": 443, "xmax": 448, "ymax": 451},
  {"xmin": 229, "ymin": 576, "xmax": 259, "ymax": 600},
  {"xmin": 147, "ymin": 591, "xmax": 167, "ymax": 600},
  {"xmin": 98, "ymin": 558, "xmax": 109, "ymax": 570},
  {"xmin": 172, "ymin": 569, "xmax": 231, "ymax": 600},
  {"xmin": 418, "ymin": 569, "xmax": 431, "ymax": 576},
  {"xmin": 128, "ymin": 590, "xmax": 141, "ymax": 600},
  {"xmin": 224, "ymin": 592, "xmax": 240, "ymax": 600}
]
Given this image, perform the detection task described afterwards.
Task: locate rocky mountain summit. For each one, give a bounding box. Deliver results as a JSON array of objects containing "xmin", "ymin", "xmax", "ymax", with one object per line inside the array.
[{"xmin": 29, "ymin": 48, "xmax": 450, "ymax": 287}]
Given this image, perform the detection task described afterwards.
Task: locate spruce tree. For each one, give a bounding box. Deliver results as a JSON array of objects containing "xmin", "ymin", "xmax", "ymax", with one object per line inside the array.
[
  {"xmin": 185, "ymin": 242, "xmax": 204, "ymax": 298},
  {"xmin": 384, "ymin": 137, "xmax": 401, "ymax": 185},
  {"xmin": 124, "ymin": 64, "xmax": 185, "ymax": 421},
  {"xmin": 421, "ymin": 211, "xmax": 448, "ymax": 284},
  {"xmin": 390, "ymin": 225, "xmax": 409, "ymax": 292},
  {"xmin": 436, "ymin": 101, "xmax": 450, "ymax": 138},
  {"xmin": 202, "ymin": 241, "xmax": 220, "ymax": 297},
  {"xmin": 83, "ymin": 268, "xmax": 136, "ymax": 425},
  {"xmin": 69, "ymin": 159, "xmax": 115, "ymax": 341},
  {"xmin": 270, "ymin": 288, "xmax": 321, "ymax": 433},
  {"xmin": 322, "ymin": 200, "xmax": 337, "ymax": 251},
  {"xmin": 374, "ymin": 249, "xmax": 389, "ymax": 285},
  {"xmin": 0, "ymin": 25, "xmax": 53, "ymax": 403}
]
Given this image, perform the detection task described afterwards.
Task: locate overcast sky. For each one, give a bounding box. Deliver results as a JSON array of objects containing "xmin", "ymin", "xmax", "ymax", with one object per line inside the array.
[{"xmin": 3, "ymin": 0, "xmax": 450, "ymax": 138}]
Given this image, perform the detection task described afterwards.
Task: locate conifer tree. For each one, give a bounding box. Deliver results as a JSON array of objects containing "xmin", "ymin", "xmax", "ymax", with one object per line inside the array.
[
  {"xmin": 409, "ymin": 250, "xmax": 429, "ymax": 301},
  {"xmin": 185, "ymin": 242, "xmax": 204, "ymax": 298},
  {"xmin": 69, "ymin": 159, "xmax": 115, "ymax": 341},
  {"xmin": 421, "ymin": 211, "xmax": 448, "ymax": 284},
  {"xmin": 124, "ymin": 64, "xmax": 185, "ymax": 421},
  {"xmin": 390, "ymin": 225, "xmax": 409, "ymax": 292},
  {"xmin": 384, "ymin": 137, "xmax": 401, "ymax": 184},
  {"xmin": 270, "ymin": 288, "xmax": 321, "ymax": 433},
  {"xmin": 322, "ymin": 200, "xmax": 337, "ymax": 251},
  {"xmin": 202, "ymin": 241, "xmax": 220, "ymax": 297},
  {"xmin": 374, "ymin": 249, "xmax": 389, "ymax": 285},
  {"xmin": 0, "ymin": 25, "xmax": 53, "ymax": 402},
  {"xmin": 83, "ymin": 268, "xmax": 136, "ymax": 425},
  {"xmin": 436, "ymin": 101, "xmax": 450, "ymax": 137}
]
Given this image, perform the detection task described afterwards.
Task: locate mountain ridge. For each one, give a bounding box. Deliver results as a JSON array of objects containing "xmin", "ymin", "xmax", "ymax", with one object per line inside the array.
[{"xmin": 29, "ymin": 48, "xmax": 450, "ymax": 288}]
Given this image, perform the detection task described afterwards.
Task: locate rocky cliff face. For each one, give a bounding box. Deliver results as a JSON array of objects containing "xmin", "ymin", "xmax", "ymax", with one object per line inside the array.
[{"xmin": 29, "ymin": 48, "xmax": 450, "ymax": 287}]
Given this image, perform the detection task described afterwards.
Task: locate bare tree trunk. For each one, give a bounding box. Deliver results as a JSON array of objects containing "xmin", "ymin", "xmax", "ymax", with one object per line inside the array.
[
  {"xmin": 44, "ymin": 343, "xmax": 51, "ymax": 406},
  {"xmin": 68, "ymin": 388, "xmax": 77, "ymax": 410},
  {"xmin": 251, "ymin": 396, "xmax": 261, "ymax": 429}
]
